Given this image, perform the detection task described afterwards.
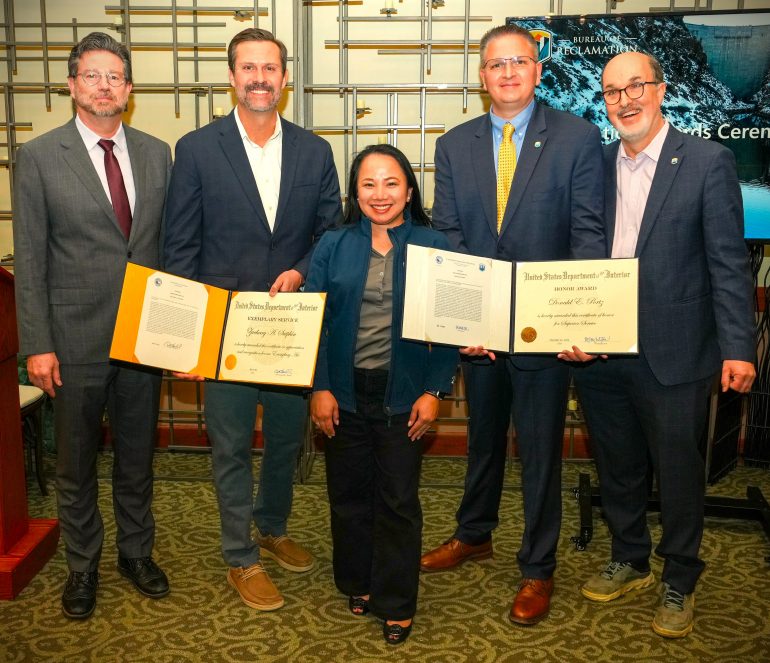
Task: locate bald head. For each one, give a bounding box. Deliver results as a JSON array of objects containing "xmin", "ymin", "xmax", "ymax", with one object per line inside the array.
[{"xmin": 602, "ymin": 52, "xmax": 664, "ymax": 88}]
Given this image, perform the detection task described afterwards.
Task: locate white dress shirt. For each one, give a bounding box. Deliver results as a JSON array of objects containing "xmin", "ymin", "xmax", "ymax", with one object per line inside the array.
[
  {"xmin": 233, "ymin": 108, "xmax": 283, "ymax": 232},
  {"xmin": 75, "ymin": 114, "xmax": 136, "ymax": 214},
  {"xmin": 612, "ymin": 121, "xmax": 670, "ymax": 259}
]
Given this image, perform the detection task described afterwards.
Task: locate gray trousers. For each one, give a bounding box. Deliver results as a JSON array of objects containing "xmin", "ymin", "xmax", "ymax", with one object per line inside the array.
[
  {"xmin": 204, "ymin": 381, "xmax": 306, "ymax": 568},
  {"xmin": 54, "ymin": 362, "xmax": 161, "ymax": 572}
]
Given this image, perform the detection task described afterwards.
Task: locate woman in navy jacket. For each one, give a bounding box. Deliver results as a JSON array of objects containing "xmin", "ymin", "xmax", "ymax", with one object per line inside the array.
[{"xmin": 305, "ymin": 144, "xmax": 457, "ymax": 644}]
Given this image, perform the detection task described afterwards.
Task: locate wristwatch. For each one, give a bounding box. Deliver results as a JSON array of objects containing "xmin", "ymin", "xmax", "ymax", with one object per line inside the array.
[{"xmin": 424, "ymin": 389, "xmax": 447, "ymax": 400}]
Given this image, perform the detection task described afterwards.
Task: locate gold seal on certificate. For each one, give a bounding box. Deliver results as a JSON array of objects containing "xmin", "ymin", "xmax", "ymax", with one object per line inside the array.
[
  {"xmin": 520, "ymin": 327, "xmax": 537, "ymax": 343},
  {"xmin": 110, "ymin": 263, "xmax": 326, "ymax": 386}
]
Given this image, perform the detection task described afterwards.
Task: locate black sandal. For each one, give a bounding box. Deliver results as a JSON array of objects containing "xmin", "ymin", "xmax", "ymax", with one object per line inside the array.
[
  {"xmin": 383, "ymin": 620, "xmax": 412, "ymax": 645},
  {"xmin": 348, "ymin": 595, "xmax": 369, "ymax": 616}
]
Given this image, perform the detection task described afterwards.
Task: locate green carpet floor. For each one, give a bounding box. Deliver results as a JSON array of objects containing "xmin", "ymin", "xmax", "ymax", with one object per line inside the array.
[{"xmin": 1, "ymin": 453, "xmax": 769, "ymax": 662}]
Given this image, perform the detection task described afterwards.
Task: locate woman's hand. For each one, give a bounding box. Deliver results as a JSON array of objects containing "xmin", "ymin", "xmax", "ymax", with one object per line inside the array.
[
  {"xmin": 407, "ymin": 393, "xmax": 440, "ymax": 441},
  {"xmin": 311, "ymin": 390, "xmax": 339, "ymax": 438},
  {"xmin": 460, "ymin": 345, "xmax": 496, "ymax": 362},
  {"xmin": 171, "ymin": 371, "xmax": 205, "ymax": 381}
]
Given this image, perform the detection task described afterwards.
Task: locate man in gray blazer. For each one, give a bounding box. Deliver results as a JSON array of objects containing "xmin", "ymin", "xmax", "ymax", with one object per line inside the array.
[
  {"xmin": 568, "ymin": 51, "xmax": 756, "ymax": 638},
  {"xmin": 13, "ymin": 32, "xmax": 171, "ymax": 619}
]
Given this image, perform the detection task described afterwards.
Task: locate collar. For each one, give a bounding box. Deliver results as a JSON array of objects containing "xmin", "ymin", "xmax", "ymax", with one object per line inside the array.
[
  {"xmin": 489, "ymin": 99, "xmax": 536, "ymax": 135},
  {"xmin": 75, "ymin": 114, "xmax": 127, "ymax": 152},
  {"xmin": 618, "ymin": 120, "xmax": 669, "ymax": 165},
  {"xmin": 233, "ymin": 107, "xmax": 282, "ymax": 147}
]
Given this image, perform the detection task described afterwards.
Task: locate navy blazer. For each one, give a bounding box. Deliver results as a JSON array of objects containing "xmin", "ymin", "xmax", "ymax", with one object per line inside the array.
[
  {"xmin": 305, "ymin": 217, "xmax": 458, "ymax": 414},
  {"xmin": 431, "ymin": 103, "xmax": 606, "ymax": 368},
  {"xmin": 603, "ymin": 126, "xmax": 755, "ymax": 386},
  {"xmin": 163, "ymin": 112, "xmax": 341, "ymax": 291}
]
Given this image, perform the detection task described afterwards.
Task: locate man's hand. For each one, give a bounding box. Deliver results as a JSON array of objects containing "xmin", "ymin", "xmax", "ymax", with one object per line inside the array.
[
  {"xmin": 721, "ymin": 360, "xmax": 756, "ymax": 393},
  {"xmin": 311, "ymin": 390, "xmax": 339, "ymax": 438},
  {"xmin": 27, "ymin": 352, "xmax": 62, "ymax": 397},
  {"xmin": 269, "ymin": 269, "xmax": 303, "ymax": 296},
  {"xmin": 407, "ymin": 393, "xmax": 440, "ymax": 441},
  {"xmin": 557, "ymin": 345, "xmax": 606, "ymax": 362}
]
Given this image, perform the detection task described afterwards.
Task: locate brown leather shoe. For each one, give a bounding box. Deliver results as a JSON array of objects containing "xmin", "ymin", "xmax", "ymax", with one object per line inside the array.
[
  {"xmin": 509, "ymin": 577, "xmax": 554, "ymax": 625},
  {"xmin": 227, "ymin": 563, "xmax": 284, "ymax": 611},
  {"xmin": 420, "ymin": 537, "xmax": 493, "ymax": 572},
  {"xmin": 257, "ymin": 533, "xmax": 314, "ymax": 572}
]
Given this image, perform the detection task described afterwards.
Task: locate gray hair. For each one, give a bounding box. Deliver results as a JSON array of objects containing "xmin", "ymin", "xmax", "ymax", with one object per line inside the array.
[
  {"xmin": 479, "ymin": 24, "xmax": 539, "ymax": 64},
  {"xmin": 67, "ymin": 32, "xmax": 132, "ymax": 83}
]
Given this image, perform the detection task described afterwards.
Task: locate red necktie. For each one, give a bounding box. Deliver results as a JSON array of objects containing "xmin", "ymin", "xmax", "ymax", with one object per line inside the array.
[{"xmin": 98, "ymin": 139, "xmax": 132, "ymax": 239}]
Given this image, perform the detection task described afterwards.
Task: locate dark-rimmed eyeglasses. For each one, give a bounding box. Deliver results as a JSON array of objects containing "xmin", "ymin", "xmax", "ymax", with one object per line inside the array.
[
  {"xmin": 77, "ymin": 70, "xmax": 127, "ymax": 87},
  {"xmin": 482, "ymin": 56, "xmax": 537, "ymax": 72},
  {"xmin": 602, "ymin": 81, "xmax": 659, "ymax": 105}
]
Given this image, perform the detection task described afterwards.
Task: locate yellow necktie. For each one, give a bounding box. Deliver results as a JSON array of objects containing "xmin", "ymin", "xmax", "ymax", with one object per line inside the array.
[{"xmin": 496, "ymin": 122, "xmax": 516, "ymax": 234}]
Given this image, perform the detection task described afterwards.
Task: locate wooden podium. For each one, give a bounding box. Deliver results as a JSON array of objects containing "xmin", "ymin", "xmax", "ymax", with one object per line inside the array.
[{"xmin": 0, "ymin": 267, "xmax": 59, "ymax": 599}]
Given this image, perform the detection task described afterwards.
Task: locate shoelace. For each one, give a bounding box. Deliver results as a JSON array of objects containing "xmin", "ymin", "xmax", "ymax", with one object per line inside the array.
[
  {"xmin": 265, "ymin": 535, "xmax": 289, "ymax": 547},
  {"xmin": 662, "ymin": 585, "xmax": 687, "ymax": 611},
  {"xmin": 599, "ymin": 561, "xmax": 629, "ymax": 580},
  {"xmin": 240, "ymin": 564, "xmax": 266, "ymax": 580},
  {"xmin": 69, "ymin": 571, "xmax": 97, "ymax": 587},
  {"xmin": 518, "ymin": 578, "xmax": 549, "ymax": 595}
]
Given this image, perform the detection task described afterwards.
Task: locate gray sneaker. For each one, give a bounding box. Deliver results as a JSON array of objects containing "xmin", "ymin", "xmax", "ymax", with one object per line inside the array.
[
  {"xmin": 652, "ymin": 583, "xmax": 694, "ymax": 638},
  {"xmin": 581, "ymin": 561, "xmax": 655, "ymax": 602}
]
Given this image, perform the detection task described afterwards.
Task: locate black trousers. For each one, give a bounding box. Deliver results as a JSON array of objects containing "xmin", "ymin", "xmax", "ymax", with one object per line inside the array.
[
  {"xmin": 54, "ymin": 361, "xmax": 161, "ymax": 571},
  {"xmin": 574, "ymin": 355, "xmax": 712, "ymax": 594},
  {"xmin": 455, "ymin": 359, "xmax": 569, "ymax": 579},
  {"xmin": 324, "ymin": 368, "xmax": 422, "ymax": 620}
]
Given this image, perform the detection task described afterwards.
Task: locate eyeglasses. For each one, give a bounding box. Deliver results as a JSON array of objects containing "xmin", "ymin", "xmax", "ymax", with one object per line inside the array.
[
  {"xmin": 602, "ymin": 81, "xmax": 659, "ymax": 105},
  {"xmin": 77, "ymin": 70, "xmax": 127, "ymax": 87},
  {"xmin": 482, "ymin": 56, "xmax": 537, "ymax": 72}
]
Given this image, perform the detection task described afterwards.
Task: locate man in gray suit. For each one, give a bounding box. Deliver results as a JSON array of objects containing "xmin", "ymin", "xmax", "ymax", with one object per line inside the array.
[
  {"xmin": 13, "ymin": 32, "xmax": 171, "ymax": 619},
  {"xmin": 567, "ymin": 51, "xmax": 756, "ymax": 638}
]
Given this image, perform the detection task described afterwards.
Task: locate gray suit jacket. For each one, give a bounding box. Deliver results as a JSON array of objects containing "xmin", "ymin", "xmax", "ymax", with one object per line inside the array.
[
  {"xmin": 13, "ymin": 117, "xmax": 172, "ymax": 364},
  {"xmin": 603, "ymin": 126, "xmax": 755, "ymax": 385}
]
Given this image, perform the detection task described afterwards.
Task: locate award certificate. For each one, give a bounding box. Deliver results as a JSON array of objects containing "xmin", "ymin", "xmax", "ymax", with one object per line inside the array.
[
  {"xmin": 513, "ymin": 258, "xmax": 638, "ymax": 354},
  {"xmin": 110, "ymin": 263, "xmax": 325, "ymax": 387},
  {"xmin": 402, "ymin": 244, "xmax": 512, "ymax": 352}
]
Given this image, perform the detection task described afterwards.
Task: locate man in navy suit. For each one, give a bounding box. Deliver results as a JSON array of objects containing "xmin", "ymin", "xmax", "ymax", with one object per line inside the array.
[
  {"xmin": 568, "ymin": 51, "xmax": 755, "ymax": 638},
  {"xmin": 163, "ymin": 28, "xmax": 341, "ymax": 611},
  {"xmin": 420, "ymin": 24, "xmax": 605, "ymax": 625}
]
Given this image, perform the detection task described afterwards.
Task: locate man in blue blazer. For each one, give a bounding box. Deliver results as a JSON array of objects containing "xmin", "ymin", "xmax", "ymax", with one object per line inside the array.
[
  {"xmin": 421, "ymin": 24, "xmax": 605, "ymax": 625},
  {"xmin": 163, "ymin": 28, "xmax": 341, "ymax": 611},
  {"xmin": 569, "ymin": 52, "xmax": 755, "ymax": 638}
]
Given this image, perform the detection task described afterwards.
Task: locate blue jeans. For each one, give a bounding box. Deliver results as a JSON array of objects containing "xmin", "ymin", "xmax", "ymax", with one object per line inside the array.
[{"xmin": 204, "ymin": 381, "xmax": 307, "ymax": 568}]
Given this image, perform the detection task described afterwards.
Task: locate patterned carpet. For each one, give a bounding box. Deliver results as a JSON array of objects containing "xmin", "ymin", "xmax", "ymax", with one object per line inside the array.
[{"xmin": 1, "ymin": 453, "xmax": 769, "ymax": 662}]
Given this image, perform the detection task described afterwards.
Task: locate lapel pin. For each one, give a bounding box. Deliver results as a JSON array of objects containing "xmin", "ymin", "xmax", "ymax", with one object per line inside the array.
[
  {"xmin": 534, "ymin": 141, "xmax": 542, "ymax": 148},
  {"xmin": 671, "ymin": 157, "xmax": 679, "ymax": 165}
]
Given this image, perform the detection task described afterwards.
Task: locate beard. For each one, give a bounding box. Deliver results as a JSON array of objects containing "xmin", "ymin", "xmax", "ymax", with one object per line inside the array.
[
  {"xmin": 237, "ymin": 82, "xmax": 281, "ymax": 113},
  {"xmin": 72, "ymin": 90, "xmax": 126, "ymax": 117},
  {"xmin": 613, "ymin": 102, "xmax": 656, "ymax": 145}
]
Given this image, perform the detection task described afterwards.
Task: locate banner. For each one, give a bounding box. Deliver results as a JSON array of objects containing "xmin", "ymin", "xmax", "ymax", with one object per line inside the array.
[{"xmin": 512, "ymin": 12, "xmax": 770, "ymax": 240}]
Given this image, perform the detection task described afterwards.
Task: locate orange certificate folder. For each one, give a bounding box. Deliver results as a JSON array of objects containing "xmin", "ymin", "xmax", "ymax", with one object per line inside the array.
[{"xmin": 110, "ymin": 263, "xmax": 326, "ymax": 387}]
